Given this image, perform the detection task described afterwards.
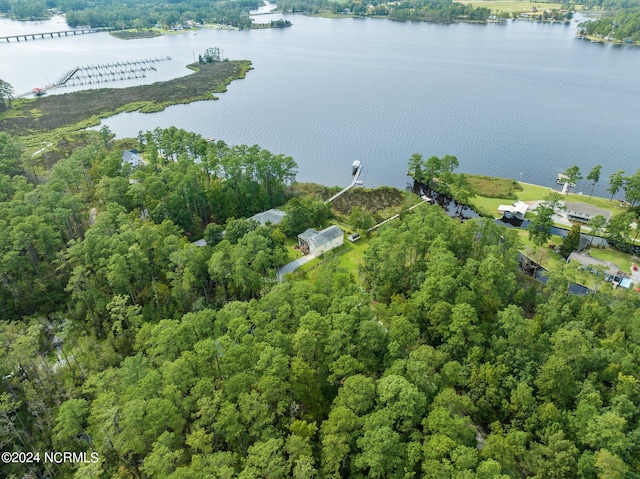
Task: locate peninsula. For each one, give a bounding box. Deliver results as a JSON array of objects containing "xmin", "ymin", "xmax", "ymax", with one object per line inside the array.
[{"xmin": 0, "ymin": 60, "xmax": 252, "ymax": 144}]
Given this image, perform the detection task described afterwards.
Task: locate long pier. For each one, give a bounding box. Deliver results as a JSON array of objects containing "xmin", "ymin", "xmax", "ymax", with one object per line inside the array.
[
  {"xmin": 1, "ymin": 29, "xmax": 99, "ymax": 43},
  {"xmin": 325, "ymin": 164, "xmax": 364, "ymax": 204},
  {"xmin": 14, "ymin": 56, "xmax": 171, "ymax": 98}
]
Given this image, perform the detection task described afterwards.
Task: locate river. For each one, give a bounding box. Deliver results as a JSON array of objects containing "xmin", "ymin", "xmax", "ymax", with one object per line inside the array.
[{"xmin": 1, "ymin": 12, "xmax": 639, "ymax": 190}]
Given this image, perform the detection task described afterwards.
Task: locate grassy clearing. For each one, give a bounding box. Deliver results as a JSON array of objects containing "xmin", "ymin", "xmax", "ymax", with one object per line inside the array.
[
  {"xmin": 284, "ymin": 237, "xmax": 306, "ymax": 263},
  {"xmin": 463, "ymin": 0, "xmax": 580, "ymax": 14},
  {"xmin": 466, "ymin": 174, "xmax": 523, "ymax": 199},
  {"xmin": 516, "ymin": 229, "xmax": 566, "ymax": 272},
  {"xmin": 468, "ymin": 177, "xmax": 628, "ymax": 218},
  {"xmin": 337, "ymin": 236, "xmax": 370, "ymax": 278},
  {"xmin": 1, "ymin": 60, "xmax": 252, "ymax": 142},
  {"xmin": 469, "ymin": 181, "xmax": 553, "ymax": 217},
  {"xmin": 297, "ymin": 238, "xmax": 369, "ymax": 282}
]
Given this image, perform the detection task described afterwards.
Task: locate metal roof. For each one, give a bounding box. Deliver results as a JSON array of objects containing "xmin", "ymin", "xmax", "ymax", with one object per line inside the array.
[
  {"xmin": 298, "ymin": 226, "xmax": 344, "ymax": 249},
  {"xmin": 249, "ymin": 209, "xmax": 287, "ymax": 226},
  {"xmin": 563, "ymin": 201, "xmax": 612, "ymax": 221}
]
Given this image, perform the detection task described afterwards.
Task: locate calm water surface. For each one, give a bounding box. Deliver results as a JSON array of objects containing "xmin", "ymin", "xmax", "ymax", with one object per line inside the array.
[{"xmin": 1, "ymin": 14, "xmax": 638, "ymax": 190}]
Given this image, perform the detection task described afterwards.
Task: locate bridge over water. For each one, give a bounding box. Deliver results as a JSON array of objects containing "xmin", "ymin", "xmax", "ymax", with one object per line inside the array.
[{"xmin": 0, "ymin": 29, "xmax": 99, "ymax": 43}]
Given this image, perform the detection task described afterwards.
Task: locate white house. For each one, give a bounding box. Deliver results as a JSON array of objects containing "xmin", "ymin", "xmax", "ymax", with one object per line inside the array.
[{"xmin": 297, "ymin": 225, "xmax": 344, "ymax": 258}]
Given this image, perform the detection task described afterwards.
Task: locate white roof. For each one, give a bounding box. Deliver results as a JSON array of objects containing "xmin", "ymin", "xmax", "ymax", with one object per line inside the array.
[{"xmin": 497, "ymin": 201, "xmax": 529, "ymax": 216}]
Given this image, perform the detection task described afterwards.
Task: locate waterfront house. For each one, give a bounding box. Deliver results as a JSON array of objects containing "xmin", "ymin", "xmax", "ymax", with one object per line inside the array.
[
  {"xmin": 563, "ymin": 201, "xmax": 611, "ymax": 224},
  {"xmin": 298, "ymin": 225, "xmax": 344, "ymax": 257}
]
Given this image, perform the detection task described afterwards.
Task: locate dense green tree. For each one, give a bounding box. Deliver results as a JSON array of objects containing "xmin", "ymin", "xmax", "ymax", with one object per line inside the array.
[
  {"xmin": 0, "ymin": 79, "xmax": 14, "ymax": 111},
  {"xmin": 528, "ymin": 202, "xmax": 555, "ymax": 246},
  {"xmin": 587, "ymin": 214, "xmax": 608, "ymax": 245},
  {"xmin": 587, "ymin": 164, "xmax": 602, "ymax": 198},
  {"xmin": 623, "ymin": 169, "xmax": 640, "ymax": 207},
  {"xmin": 0, "ymin": 132, "xmax": 23, "ymax": 177},
  {"xmin": 562, "ymin": 165, "xmax": 583, "ymax": 187},
  {"xmin": 407, "ymin": 152, "xmax": 424, "ymax": 183},
  {"xmin": 559, "ymin": 222, "xmax": 582, "ymax": 258},
  {"xmin": 605, "ymin": 211, "xmax": 637, "ymax": 252},
  {"xmin": 607, "ymin": 170, "xmax": 626, "ymax": 202}
]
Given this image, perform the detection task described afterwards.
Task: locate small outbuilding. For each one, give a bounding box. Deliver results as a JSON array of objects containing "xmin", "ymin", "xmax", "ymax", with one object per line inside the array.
[
  {"xmin": 298, "ymin": 225, "xmax": 344, "ymax": 257},
  {"xmin": 497, "ymin": 201, "xmax": 529, "ymax": 219}
]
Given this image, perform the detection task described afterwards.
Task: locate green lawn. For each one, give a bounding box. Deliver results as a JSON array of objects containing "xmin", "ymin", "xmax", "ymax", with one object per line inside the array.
[
  {"xmin": 463, "ymin": 0, "xmax": 582, "ymax": 14},
  {"xmin": 337, "ymin": 236, "xmax": 370, "ymax": 278},
  {"xmin": 587, "ymin": 247, "xmax": 639, "ymax": 274},
  {"xmin": 516, "ymin": 229, "xmax": 566, "ymax": 272},
  {"xmin": 284, "ymin": 237, "xmax": 305, "ymax": 263},
  {"xmin": 470, "ymin": 181, "xmax": 554, "ymax": 217},
  {"xmin": 468, "ymin": 179, "xmax": 627, "ymax": 219}
]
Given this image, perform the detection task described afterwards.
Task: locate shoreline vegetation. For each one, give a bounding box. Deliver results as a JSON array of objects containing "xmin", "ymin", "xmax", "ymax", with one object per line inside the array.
[
  {"xmin": 4, "ymin": 0, "xmax": 637, "ymax": 45},
  {"xmin": 0, "ymin": 60, "xmax": 252, "ymax": 146}
]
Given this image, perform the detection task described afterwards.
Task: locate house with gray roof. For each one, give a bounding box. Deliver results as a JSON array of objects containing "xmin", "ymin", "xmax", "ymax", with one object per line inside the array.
[
  {"xmin": 249, "ymin": 209, "xmax": 287, "ymax": 226},
  {"xmin": 122, "ymin": 149, "xmax": 145, "ymax": 167},
  {"xmin": 563, "ymin": 201, "xmax": 611, "ymax": 224},
  {"xmin": 298, "ymin": 225, "xmax": 344, "ymax": 257}
]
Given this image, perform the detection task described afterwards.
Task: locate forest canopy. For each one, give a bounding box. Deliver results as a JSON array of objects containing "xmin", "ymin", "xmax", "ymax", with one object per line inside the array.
[{"xmin": 1, "ymin": 129, "xmax": 640, "ymax": 478}]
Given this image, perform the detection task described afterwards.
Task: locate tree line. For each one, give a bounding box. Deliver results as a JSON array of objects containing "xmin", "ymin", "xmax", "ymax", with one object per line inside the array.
[
  {"xmin": 0, "ymin": 127, "xmax": 298, "ymax": 321},
  {"xmin": 0, "ymin": 0, "xmax": 261, "ymax": 29}
]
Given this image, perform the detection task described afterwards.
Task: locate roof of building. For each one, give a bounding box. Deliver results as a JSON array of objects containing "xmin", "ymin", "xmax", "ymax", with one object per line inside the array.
[
  {"xmin": 122, "ymin": 149, "xmax": 145, "ymax": 166},
  {"xmin": 315, "ymin": 225, "xmax": 344, "ymax": 242},
  {"xmin": 298, "ymin": 225, "xmax": 344, "ymax": 249},
  {"xmin": 497, "ymin": 201, "xmax": 529, "ymax": 216},
  {"xmin": 249, "ymin": 209, "xmax": 287, "ymax": 226},
  {"xmin": 563, "ymin": 201, "xmax": 612, "ymax": 221},
  {"xmin": 568, "ymin": 251, "xmax": 620, "ymax": 277},
  {"xmin": 298, "ymin": 228, "xmax": 319, "ymax": 242}
]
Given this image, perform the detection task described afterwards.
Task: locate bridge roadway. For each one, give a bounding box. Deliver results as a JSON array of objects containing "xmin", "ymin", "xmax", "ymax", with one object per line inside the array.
[{"xmin": 1, "ymin": 29, "xmax": 99, "ymax": 43}]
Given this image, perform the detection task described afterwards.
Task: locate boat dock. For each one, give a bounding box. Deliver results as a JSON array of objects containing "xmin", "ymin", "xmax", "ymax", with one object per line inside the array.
[
  {"xmin": 14, "ymin": 57, "xmax": 171, "ymax": 97},
  {"xmin": 324, "ymin": 162, "xmax": 364, "ymax": 204}
]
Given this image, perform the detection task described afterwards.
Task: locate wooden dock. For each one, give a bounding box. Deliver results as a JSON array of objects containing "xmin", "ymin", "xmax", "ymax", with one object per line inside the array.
[
  {"xmin": 14, "ymin": 57, "xmax": 171, "ymax": 98},
  {"xmin": 325, "ymin": 163, "xmax": 364, "ymax": 204}
]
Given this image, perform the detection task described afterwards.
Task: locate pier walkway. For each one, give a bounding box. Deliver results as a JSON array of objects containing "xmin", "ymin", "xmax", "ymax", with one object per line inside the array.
[
  {"xmin": 14, "ymin": 57, "xmax": 171, "ymax": 98},
  {"xmin": 324, "ymin": 164, "xmax": 363, "ymax": 204}
]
